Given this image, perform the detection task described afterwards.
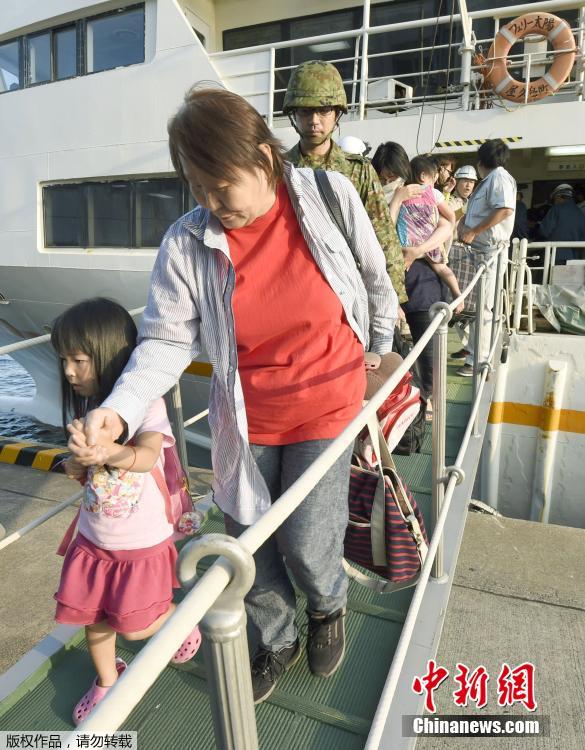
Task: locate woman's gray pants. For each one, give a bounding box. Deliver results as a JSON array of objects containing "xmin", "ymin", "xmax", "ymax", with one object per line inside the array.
[{"xmin": 224, "ymin": 439, "xmax": 352, "ymax": 652}]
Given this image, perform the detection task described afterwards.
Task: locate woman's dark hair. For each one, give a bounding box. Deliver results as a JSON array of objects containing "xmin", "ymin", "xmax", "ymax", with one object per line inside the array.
[
  {"xmin": 409, "ymin": 155, "xmax": 437, "ymax": 184},
  {"xmin": 50, "ymin": 298, "xmax": 137, "ymax": 434},
  {"xmin": 371, "ymin": 141, "xmax": 412, "ymax": 183},
  {"xmin": 477, "ymin": 139, "xmax": 510, "ymax": 170},
  {"xmin": 168, "ymin": 86, "xmax": 286, "ymax": 188}
]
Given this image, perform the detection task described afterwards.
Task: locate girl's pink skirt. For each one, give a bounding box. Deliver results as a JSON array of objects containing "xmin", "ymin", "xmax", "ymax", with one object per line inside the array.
[{"xmin": 55, "ymin": 534, "xmax": 180, "ymax": 634}]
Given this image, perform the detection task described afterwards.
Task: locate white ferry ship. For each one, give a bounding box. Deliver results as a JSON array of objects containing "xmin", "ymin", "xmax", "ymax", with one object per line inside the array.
[{"xmin": 0, "ymin": 1, "xmax": 584, "ymax": 746}]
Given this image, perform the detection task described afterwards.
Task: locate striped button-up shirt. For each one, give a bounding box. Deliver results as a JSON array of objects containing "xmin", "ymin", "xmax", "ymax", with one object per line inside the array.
[{"xmin": 104, "ymin": 162, "xmax": 398, "ymax": 524}]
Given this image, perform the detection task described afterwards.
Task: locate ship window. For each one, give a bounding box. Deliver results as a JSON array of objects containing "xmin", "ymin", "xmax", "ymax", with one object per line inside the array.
[
  {"xmin": 135, "ymin": 179, "xmax": 183, "ymax": 248},
  {"xmin": 87, "ymin": 182, "xmax": 133, "ymax": 247},
  {"xmin": 0, "ymin": 40, "xmax": 21, "ymax": 92},
  {"xmin": 86, "ymin": 6, "xmax": 145, "ymax": 74},
  {"xmin": 28, "ymin": 32, "xmax": 52, "ymax": 85},
  {"xmin": 44, "ymin": 185, "xmax": 87, "ymax": 247},
  {"xmin": 55, "ymin": 26, "xmax": 77, "ymax": 80},
  {"xmin": 44, "ymin": 177, "xmax": 190, "ymax": 249}
]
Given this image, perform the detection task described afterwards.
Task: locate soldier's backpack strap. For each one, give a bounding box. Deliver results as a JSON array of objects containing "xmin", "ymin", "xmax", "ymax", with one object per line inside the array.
[{"xmin": 315, "ymin": 169, "xmax": 361, "ymax": 271}]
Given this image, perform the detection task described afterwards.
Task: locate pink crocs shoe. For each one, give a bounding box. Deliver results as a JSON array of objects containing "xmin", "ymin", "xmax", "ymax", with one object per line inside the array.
[
  {"xmin": 171, "ymin": 625, "xmax": 202, "ymax": 664},
  {"xmin": 73, "ymin": 657, "xmax": 127, "ymax": 726}
]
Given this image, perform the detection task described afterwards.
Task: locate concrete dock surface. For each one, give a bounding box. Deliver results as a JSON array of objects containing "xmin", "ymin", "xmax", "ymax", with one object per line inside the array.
[
  {"xmin": 1, "ymin": 463, "xmax": 584, "ymax": 750},
  {"xmin": 417, "ymin": 511, "xmax": 585, "ymax": 750}
]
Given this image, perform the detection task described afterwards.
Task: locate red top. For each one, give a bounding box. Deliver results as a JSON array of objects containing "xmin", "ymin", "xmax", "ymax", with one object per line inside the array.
[{"xmin": 225, "ymin": 182, "xmax": 365, "ymax": 445}]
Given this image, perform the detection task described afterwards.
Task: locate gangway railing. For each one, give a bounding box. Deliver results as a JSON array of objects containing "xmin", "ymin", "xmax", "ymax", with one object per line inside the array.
[
  {"xmin": 13, "ymin": 247, "xmax": 505, "ymax": 748},
  {"xmin": 510, "ymin": 240, "xmax": 585, "ymax": 332},
  {"xmin": 209, "ymin": 0, "xmax": 585, "ymax": 125}
]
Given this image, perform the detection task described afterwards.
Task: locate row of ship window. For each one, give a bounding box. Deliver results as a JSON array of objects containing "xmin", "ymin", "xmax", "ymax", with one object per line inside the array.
[
  {"xmin": 0, "ymin": 5, "xmax": 144, "ymax": 93},
  {"xmin": 44, "ymin": 178, "xmax": 193, "ymax": 249}
]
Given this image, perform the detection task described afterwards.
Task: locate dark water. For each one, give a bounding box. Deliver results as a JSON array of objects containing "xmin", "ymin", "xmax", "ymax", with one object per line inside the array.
[{"xmin": 0, "ymin": 355, "xmax": 66, "ymax": 445}]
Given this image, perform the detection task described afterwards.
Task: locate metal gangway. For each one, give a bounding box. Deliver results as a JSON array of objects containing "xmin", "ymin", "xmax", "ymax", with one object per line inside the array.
[{"xmin": 0, "ymin": 245, "xmax": 517, "ymax": 747}]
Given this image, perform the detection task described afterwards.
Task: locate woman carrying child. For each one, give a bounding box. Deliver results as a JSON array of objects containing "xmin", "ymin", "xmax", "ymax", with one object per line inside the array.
[
  {"xmin": 52, "ymin": 297, "xmax": 201, "ymax": 725},
  {"xmin": 389, "ymin": 155, "xmax": 462, "ymax": 415}
]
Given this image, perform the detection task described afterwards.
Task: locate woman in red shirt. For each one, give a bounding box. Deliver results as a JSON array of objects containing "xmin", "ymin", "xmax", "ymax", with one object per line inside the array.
[{"xmin": 71, "ymin": 88, "xmax": 397, "ymax": 704}]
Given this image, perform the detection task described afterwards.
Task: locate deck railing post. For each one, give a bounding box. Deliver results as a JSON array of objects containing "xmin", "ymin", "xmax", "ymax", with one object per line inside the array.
[
  {"xmin": 472, "ymin": 264, "xmax": 487, "ymax": 436},
  {"xmin": 358, "ymin": 0, "xmax": 371, "ymax": 120},
  {"xmin": 512, "ymin": 239, "xmax": 528, "ymax": 331},
  {"xmin": 177, "ymin": 534, "xmax": 258, "ymax": 750},
  {"xmin": 165, "ymin": 383, "xmax": 190, "ymax": 488},
  {"xmin": 489, "ymin": 249, "xmax": 503, "ymax": 356},
  {"xmin": 267, "ymin": 47, "xmax": 275, "ymax": 128},
  {"xmin": 428, "ymin": 301, "xmax": 452, "ymax": 581}
]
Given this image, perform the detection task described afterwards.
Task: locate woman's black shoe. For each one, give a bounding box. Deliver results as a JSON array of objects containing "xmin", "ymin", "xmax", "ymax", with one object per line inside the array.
[
  {"xmin": 306, "ymin": 608, "xmax": 346, "ymax": 677},
  {"xmin": 251, "ymin": 639, "xmax": 301, "ymax": 704}
]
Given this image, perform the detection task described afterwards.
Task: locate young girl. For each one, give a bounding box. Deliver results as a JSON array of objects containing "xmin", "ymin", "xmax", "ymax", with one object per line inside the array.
[
  {"xmin": 51, "ymin": 298, "xmax": 201, "ymax": 726},
  {"xmin": 391, "ymin": 155, "xmax": 464, "ymax": 312}
]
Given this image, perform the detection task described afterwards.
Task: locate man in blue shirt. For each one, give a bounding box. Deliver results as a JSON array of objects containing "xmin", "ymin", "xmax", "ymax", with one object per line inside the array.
[
  {"xmin": 455, "ymin": 139, "xmax": 516, "ymax": 377},
  {"xmin": 539, "ymin": 184, "xmax": 585, "ymax": 265}
]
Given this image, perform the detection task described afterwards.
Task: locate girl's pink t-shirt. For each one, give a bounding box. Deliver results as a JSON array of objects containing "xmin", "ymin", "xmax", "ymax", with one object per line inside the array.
[
  {"xmin": 77, "ymin": 398, "xmax": 175, "ymax": 551},
  {"xmin": 398, "ymin": 185, "xmax": 444, "ymax": 263}
]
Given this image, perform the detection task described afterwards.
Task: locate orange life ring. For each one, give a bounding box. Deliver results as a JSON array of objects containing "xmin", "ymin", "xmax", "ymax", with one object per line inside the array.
[{"xmin": 484, "ymin": 12, "xmax": 576, "ymax": 103}]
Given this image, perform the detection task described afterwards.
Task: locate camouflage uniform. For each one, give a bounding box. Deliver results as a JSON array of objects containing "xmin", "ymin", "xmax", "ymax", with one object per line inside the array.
[{"xmin": 283, "ymin": 61, "xmax": 407, "ymax": 302}]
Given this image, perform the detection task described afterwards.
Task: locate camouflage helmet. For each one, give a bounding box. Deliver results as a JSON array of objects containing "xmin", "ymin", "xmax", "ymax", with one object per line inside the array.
[{"xmin": 283, "ymin": 60, "xmax": 348, "ymax": 114}]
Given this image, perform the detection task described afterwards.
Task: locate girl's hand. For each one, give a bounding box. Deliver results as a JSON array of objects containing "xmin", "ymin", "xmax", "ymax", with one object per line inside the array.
[
  {"xmin": 455, "ymin": 300, "xmax": 465, "ymax": 315},
  {"xmin": 63, "ymin": 457, "xmax": 87, "ymax": 481},
  {"xmin": 67, "ymin": 421, "xmax": 111, "ymax": 466}
]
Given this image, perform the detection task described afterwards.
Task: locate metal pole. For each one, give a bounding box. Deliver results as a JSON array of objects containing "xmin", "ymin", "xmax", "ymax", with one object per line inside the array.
[
  {"xmin": 542, "ymin": 243, "xmax": 551, "ymax": 286},
  {"xmin": 358, "ymin": 0, "xmax": 371, "ymax": 120},
  {"xmin": 472, "ymin": 264, "xmax": 487, "ymax": 437},
  {"xmin": 509, "ymin": 238, "xmax": 519, "ymax": 304},
  {"xmin": 177, "ymin": 534, "xmax": 258, "ymax": 750},
  {"xmin": 459, "ymin": 42, "xmax": 474, "ymax": 110},
  {"xmin": 351, "ymin": 35, "xmax": 361, "ymax": 115},
  {"xmin": 489, "ymin": 249, "xmax": 503, "ymax": 356},
  {"xmin": 578, "ymin": 7, "xmax": 585, "ymax": 102},
  {"xmin": 512, "ymin": 238, "xmax": 528, "ymax": 331},
  {"xmin": 165, "ymin": 383, "xmax": 190, "ymax": 487},
  {"xmin": 428, "ymin": 302, "xmax": 452, "ymax": 581},
  {"xmin": 550, "ymin": 246, "xmax": 558, "ymax": 282},
  {"xmin": 267, "ymin": 47, "xmax": 275, "ymax": 128}
]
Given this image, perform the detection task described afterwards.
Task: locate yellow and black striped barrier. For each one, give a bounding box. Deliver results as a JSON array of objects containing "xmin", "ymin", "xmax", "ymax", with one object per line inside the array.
[
  {"xmin": 0, "ymin": 436, "xmax": 68, "ymax": 472},
  {"xmin": 434, "ymin": 136, "xmax": 523, "ymax": 149}
]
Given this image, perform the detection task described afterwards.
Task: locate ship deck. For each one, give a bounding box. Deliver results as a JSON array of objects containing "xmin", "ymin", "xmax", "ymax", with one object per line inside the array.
[{"xmin": 0, "ymin": 359, "xmax": 476, "ymax": 747}]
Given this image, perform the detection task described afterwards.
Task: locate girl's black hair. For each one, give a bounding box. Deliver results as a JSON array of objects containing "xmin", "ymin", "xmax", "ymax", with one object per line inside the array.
[
  {"xmin": 371, "ymin": 141, "xmax": 412, "ymax": 184},
  {"xmin": 50, "ymin": 298, "xmax": 137, "ymax": 435},
  {"xmin": 409, "ymin": 155, "xmax": 438, "ymax": 185}
]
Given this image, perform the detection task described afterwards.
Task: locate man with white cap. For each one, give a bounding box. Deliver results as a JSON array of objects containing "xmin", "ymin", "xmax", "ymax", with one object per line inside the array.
[
  {"xmin": 446, "ymin": 165, "xmax": 478, "ymax": 252},
  {"xmin": 539, "ymin": 183, "xmax": 585, "ymax": 264}
]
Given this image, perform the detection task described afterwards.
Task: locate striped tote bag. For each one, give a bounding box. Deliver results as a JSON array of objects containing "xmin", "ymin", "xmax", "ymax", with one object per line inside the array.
[{"xmin": 343, "ymin": 419, "xmax": 429, "ymax": 594}]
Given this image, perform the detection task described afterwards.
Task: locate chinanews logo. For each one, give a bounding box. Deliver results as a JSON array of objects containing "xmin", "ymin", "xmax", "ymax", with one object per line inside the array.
[{"xmin": 403, "ymin": 660, "xmax": 549, "ymax": 738}]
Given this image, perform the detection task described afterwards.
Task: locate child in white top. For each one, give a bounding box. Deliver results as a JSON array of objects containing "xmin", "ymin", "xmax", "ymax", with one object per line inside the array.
[{"xmin": 52, "ymin": 297, "xmax": 201, "ymax": 726}]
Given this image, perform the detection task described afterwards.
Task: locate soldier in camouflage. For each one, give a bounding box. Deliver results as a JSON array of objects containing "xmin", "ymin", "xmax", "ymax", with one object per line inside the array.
[{"xmin": 284, "ymin": 60, "xmax": 407, "ymax": 303}]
